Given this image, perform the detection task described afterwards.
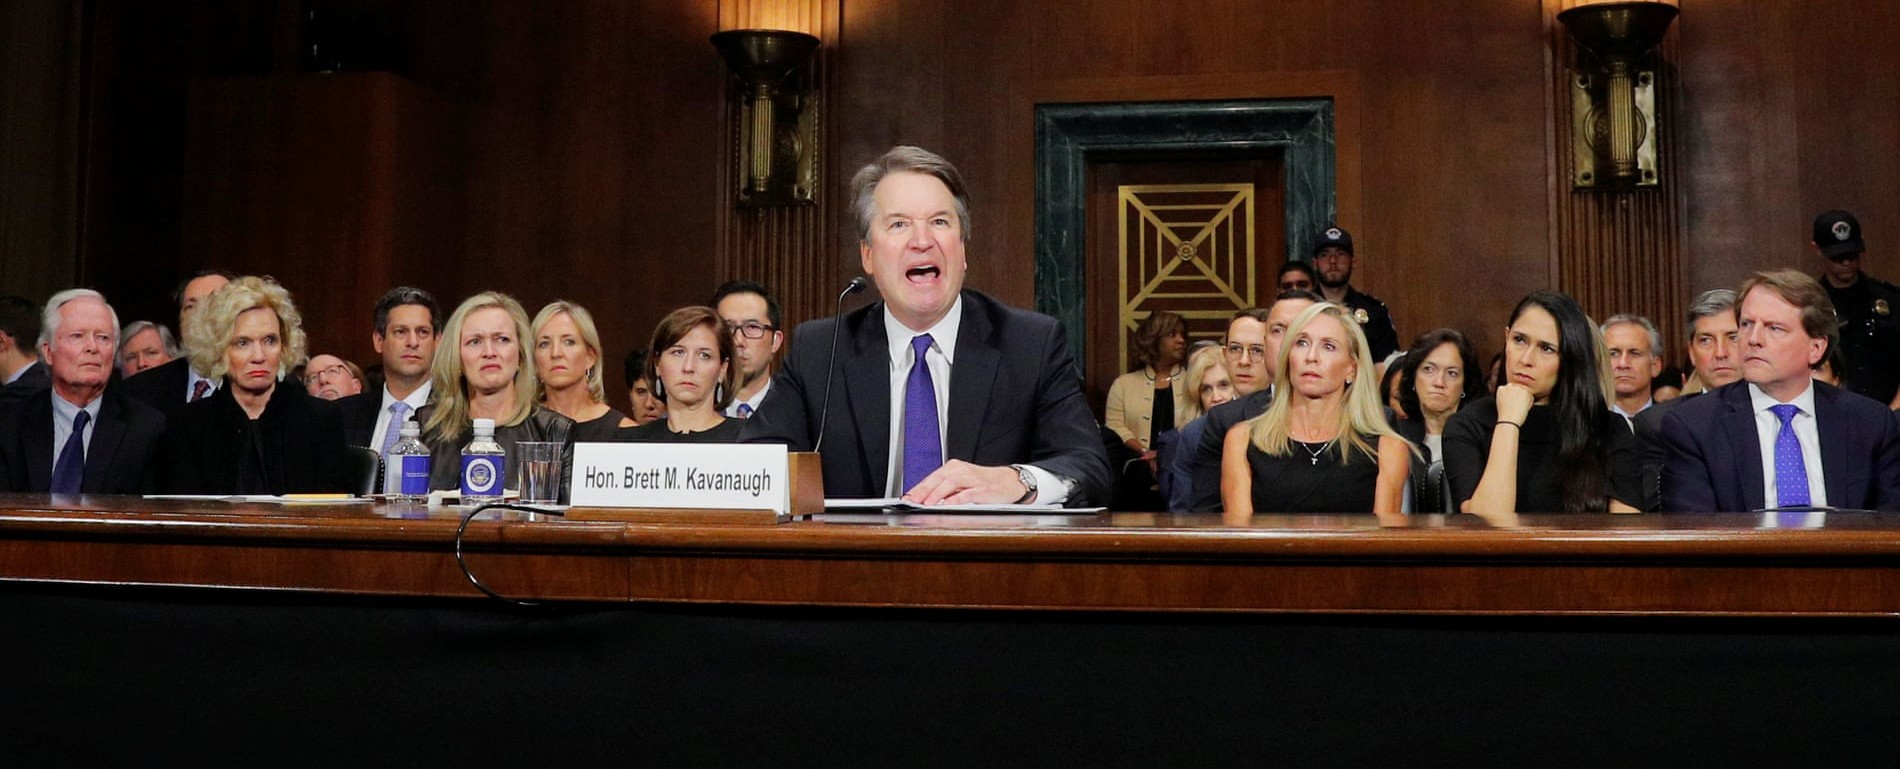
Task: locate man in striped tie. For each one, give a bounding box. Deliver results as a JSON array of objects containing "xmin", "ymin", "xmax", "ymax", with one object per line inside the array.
[
  {"xmin": 0, "ymin": 289, "xmax": 166, "ymax": 494},
  {"xmin": 1660, "ymin": 269, "xmax": 1900, "ymax": 512},
  {"xmin": 741, "ymin": 146, "xmax": 1110, "ymax": 507}
]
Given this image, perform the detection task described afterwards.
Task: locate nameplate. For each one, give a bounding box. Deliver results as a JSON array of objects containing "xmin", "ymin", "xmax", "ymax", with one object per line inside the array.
[{"xmin": 570, "ymin": 442, "xmax": 791, "ymax": 513}]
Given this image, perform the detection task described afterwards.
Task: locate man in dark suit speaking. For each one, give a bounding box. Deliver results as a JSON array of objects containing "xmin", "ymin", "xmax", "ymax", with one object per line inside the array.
[
  {"xmin": 0, "ymin": 289, "xmax": 166, "ymax": 494},
  {"xmin": 1659, "ymin": 269, "xmax": 1900, "ymax": 511},
  {"xmin": 742, "ymin": 146, "xmax": 1110, "ymax": 506}
]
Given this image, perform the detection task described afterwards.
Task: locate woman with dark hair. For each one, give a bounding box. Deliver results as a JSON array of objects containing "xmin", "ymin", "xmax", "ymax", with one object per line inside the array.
[
  {"xmin": 1391, "ymin": 328, "xmax": 1486, "ymax": 512},
  {"xmin": 1443, "ymin": 292, "xmax": 1642, "ymax": 514},
  {"xmin": 623, "ymin": 306, "xmax": 741, "ymax": 443},
  {"xmin": 1105, "ymin": 312, "xmax": 1189, "ymax": 466}
]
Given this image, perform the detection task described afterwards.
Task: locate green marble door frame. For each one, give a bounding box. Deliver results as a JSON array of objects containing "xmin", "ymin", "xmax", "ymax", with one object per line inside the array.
[{"xmin": 1034, "ymin": 99, "xmax": 1336, "ymax": 371}]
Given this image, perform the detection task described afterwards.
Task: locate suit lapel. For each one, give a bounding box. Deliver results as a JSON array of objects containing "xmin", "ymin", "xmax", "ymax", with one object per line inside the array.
[
  {"xmin": 1720, "ymin": 385, "xmax": 1767, "ymax": 511},
  {"xmin": 24, "ymin": 396, "xmax": 57, "ymax": 492},
  {"xmin": 945, "ymin": 298, "xmax": 997, "ymax": 462},
  {"xmin": 842, "ymin": 311, "xmax": 891, "ymax": 493},
  {"xmin": 1813, "ymin": 385, "xmax": 1853, "ymax": 506},
  {"xmin": 80, "ymin": 394, "xmax": 129, "ymax": 493}
]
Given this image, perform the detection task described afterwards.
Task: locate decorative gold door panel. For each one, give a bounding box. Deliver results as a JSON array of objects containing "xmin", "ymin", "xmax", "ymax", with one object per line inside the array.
[{"xmin": 1116, "ymin": 184, "xmax": 1256, "ymax": 373}]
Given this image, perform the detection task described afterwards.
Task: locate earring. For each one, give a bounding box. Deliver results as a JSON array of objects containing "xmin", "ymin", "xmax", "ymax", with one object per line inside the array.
[
  {"xmin": 715, "ymin": 382, "xmax": 726, "ymax": 402},
  {"xmin": 652, "ymin": 379, "xmax": 665, "ymax": 400}
]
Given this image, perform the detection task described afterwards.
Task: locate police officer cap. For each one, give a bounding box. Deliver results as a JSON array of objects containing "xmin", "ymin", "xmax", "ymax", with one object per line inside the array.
[
  {"xmin": 1314, "ymin": 225, "xmax": 1353, "ymax": 256},
  {"xmin": 1814, "ymin": 210, "xmax": 1865, "ymax": 259}
]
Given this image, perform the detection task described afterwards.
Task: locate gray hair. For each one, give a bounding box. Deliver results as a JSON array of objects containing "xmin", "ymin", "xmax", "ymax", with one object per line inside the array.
[
  {"xmin": 118, "ymin": 320, "xmax": 181, "ymax": 358},
  {"xmin": 1601, "ymin": 313, "xmax": 1661, "ymax": 357},
  {"xmin": 38, "ymin": 289, "xmax": 119, "ymax": 348},
  {"xmin": 850, "ymin": 145, "xmax": 973, "ymax": 243},
  {"xmin": 1684, "ymin": 288, "xmax": 1738, "ymax": 338}
]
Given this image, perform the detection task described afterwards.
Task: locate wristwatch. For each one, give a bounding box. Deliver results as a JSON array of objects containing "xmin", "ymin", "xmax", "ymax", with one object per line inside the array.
[{"xmin": 1011, "ymin": 464, "xmax": 1038, "ymax": 504}]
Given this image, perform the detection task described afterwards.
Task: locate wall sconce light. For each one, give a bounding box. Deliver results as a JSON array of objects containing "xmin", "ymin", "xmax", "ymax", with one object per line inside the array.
[
  {"xmin": 1557, "ymin": 1, "xmax": 1678, "ymax": 190},
  {"xmin": 711, "ymin": 29, "xmax": 821, "ymax": 206}
]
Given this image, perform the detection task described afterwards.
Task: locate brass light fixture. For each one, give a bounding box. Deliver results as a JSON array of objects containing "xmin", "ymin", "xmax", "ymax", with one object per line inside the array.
[
  {"xmin": 1557, "ymin": 1, "xmax": 1678, "ymax": 190},
  {"xmin": 711, "ymin": 29, "xmax": 821, "ymax": 206}
]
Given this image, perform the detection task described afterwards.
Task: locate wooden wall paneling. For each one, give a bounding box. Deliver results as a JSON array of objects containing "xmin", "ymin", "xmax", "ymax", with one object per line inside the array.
[
  {"xmin": 1544, "ymin": 1, "xmax": 1687, "ymax": 362},
  {"xmin": 1358, "ymin": 1, "xmax": 1552, "ymax": 362},
  {"xmin": 457, "ymin": 0, "xmax": 724, "ymax": 399},
  {"xmin": 0, "ymin": 0, "xmax": 84, "ymax": 302}
]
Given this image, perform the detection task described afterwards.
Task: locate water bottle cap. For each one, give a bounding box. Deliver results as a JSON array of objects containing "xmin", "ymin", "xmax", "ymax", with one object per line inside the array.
[
  {"xmin": 400, "ymin": 420, "xmax": 420, "ymax": 437},
  {"xmin": 472, "ymin": 417, "xmax": 496, "ymax": 436}
]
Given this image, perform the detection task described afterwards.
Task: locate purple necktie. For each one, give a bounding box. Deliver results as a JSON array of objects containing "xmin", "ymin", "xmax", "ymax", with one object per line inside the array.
[
  {"xmin": 1770, "ymin": 404, "xmax": 1810, "ymax": 507},
  {"xmin": 51, "ymin": 410, "xmax": 89, "ymax": 494},
  {"xmin": 380, "ymin": 401, "xmax": 411, "ymax": 457},
  {"xmin": 190, "ymin": 380, "xmax": 211, "ymax": 402},
  {"xmin": 736, "ymin": 403, "xmax": 753, "ymax": 419},
  {"xmin": 901, "ymin": 334, "xmax": 942, "ymax": 493}
]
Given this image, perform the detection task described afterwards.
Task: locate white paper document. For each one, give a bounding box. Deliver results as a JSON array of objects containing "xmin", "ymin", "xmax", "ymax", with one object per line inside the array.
[{"xmin": 823, "ymin": 497, "xmax": 1103, "ymax": 514}]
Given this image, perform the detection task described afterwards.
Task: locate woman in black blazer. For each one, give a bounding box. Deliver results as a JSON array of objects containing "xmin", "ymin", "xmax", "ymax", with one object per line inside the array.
[{"xmin": 159, "ymin": 276, "xmax": 353, "ymax": 494}]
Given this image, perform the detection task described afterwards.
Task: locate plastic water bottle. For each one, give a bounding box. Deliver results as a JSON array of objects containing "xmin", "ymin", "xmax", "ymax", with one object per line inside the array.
[
  {"xmin": 384, "ymin": 420, "xmax": 431, "ymax": 502},
  {"xmin": 461, "ymin": 418, "xmax": 506, "ymax": 503}
]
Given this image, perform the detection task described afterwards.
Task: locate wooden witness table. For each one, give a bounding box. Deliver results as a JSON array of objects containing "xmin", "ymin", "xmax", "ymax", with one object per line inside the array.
[
  {"xmin": 6, "ymin": 495, "xmax": 1900, "ymax": 764},
  {"xmin": 2, "ymin": 495, "xmax": 1899, "ymax": 614}
]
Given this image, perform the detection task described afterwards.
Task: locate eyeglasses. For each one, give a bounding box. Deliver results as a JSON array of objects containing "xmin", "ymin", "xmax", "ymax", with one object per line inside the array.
[
  {"xmin": 1225, "ymin": 343, "xmax": 1268, "ymax": 361},
  {"xmin": 303, "ymin": 364, "xmax": 349, "ymax": 386},
  {"xmin": 727, "ymin": 321, "xmax": 778, "ymax": 339}
]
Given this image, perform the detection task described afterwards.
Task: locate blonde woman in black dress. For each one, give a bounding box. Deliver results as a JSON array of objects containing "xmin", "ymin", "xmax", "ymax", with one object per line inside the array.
[{"xmin": 1221, "ymin": 302, "xmax": 1413, "ymax": 521}]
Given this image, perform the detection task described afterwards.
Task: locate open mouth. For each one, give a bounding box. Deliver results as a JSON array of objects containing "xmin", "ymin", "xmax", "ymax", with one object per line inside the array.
[{"xmin": 905, "ymin": 265, "xmax": 941, "ymax": 283}]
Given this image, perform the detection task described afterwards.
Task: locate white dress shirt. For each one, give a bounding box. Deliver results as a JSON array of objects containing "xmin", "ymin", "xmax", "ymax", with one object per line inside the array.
[
  {"xmin": 1749, "ymin": 382, "xmax": 1827, "ymax": 509},
  {"xmin": 880, "ymin": 298, "xmax": 1074, "ymax": 503},
  {"xmin": 725, "ymin": 379, "xmax": 770, "ymax": 418},
  {"xmin": 371, "ymin": 380, "xmax": 434, "ymax": 452},
  {"xmin": 186, "ymin": 367, "xmax": 220, "ymax": 400}
]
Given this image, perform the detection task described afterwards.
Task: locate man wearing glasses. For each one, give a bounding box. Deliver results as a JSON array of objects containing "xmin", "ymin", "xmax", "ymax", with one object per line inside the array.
[
  {"xmin": 1812, "ymin": 210, "xmax": 1900, "ymax": 409},
  {"xmin": 1167, "ymin": 290, "xmax": 1320, "ymax": 512},
  {"xmin": 710, "ymin": 280, "xmax": 783, "ymax": 419}
]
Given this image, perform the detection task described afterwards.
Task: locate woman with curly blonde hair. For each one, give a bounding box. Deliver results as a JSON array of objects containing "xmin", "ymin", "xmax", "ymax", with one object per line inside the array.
[
  {"xmin": 159, "ymin": 276, "xmax": 353, "ymax": 493},
  {"xmin": 417, "ymin": 292, "xmax": 575, "ymax": 499}
]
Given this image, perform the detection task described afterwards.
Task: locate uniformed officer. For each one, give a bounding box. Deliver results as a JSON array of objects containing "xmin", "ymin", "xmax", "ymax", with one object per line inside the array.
[
  {"xmin": 1813, "ymin": 209, "xmax": 1900, "ymax": 408},
  {"xmin": 1310, "ymin": 225, "xmax": 1400, "ymax": 361}
]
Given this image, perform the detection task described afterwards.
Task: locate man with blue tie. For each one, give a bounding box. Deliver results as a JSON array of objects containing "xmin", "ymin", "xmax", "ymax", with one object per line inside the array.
[
  {"xmin": 742, "ymin": 146, "xmax": 1110, "ymax": 506},
  {"xmin": 336, "ymin": 287, "xmax": 441, "ymax": 460},
  {"xmin": 0, "ymin": 289, "xmax": 166, "ymax": 494},
  {"xmin": 1659, "ymin": 269, "xmax": 1900, "ymax": 512}
]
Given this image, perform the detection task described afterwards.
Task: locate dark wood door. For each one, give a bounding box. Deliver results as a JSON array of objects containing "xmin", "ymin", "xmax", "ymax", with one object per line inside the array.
[{"xmin": 1084, "ymin": 152, "xmax": 1286, "ymax": 415}]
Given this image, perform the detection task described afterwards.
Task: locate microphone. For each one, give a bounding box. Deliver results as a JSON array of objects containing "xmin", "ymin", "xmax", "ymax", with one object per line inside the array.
[{"xmin": 813, "ymin": 277, "xmax": 868, "ymax": 454}]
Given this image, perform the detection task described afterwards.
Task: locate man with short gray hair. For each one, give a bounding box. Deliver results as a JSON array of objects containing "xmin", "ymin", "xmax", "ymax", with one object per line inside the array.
[
  {"xmin": 1602, "ymin": 313, "xmax": 1663, "ymax": 421},
  {"xmin": 0, "ymin": 289, "xmax": 166, "ymax": 493},
  {"xmin": 117, "ymin": 320, "xmax": 180, "ymax": 378}
]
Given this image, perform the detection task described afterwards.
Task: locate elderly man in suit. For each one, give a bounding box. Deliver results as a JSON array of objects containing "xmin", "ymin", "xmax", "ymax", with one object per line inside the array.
[
  {"xmin": 742, "ymin": 145, "xmax": 1110, "ymax": 506},
  {"xmin": 0, "ymin": 289, "xmax": 166, "ymax": 494},
  {"xmin": 1659, "ymin": 270, "xmax": 1900, "ymax": 512}
]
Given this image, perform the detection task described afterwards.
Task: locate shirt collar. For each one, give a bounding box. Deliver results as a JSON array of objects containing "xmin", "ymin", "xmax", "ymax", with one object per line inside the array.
[
  {"xmin": 883, "ymin": 295, "xmax": 963, "ymax": 368},
  {"xmin": 381, "ymin": 379, "xmax": 433, "ymax": 410},
  {"xmin": 1748, "ymin": 380, "xmax": 1817, "ymax": 416},
  {"xmin": 50, "ymin": 388, "xmax": 103, "ymax": 425}
]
